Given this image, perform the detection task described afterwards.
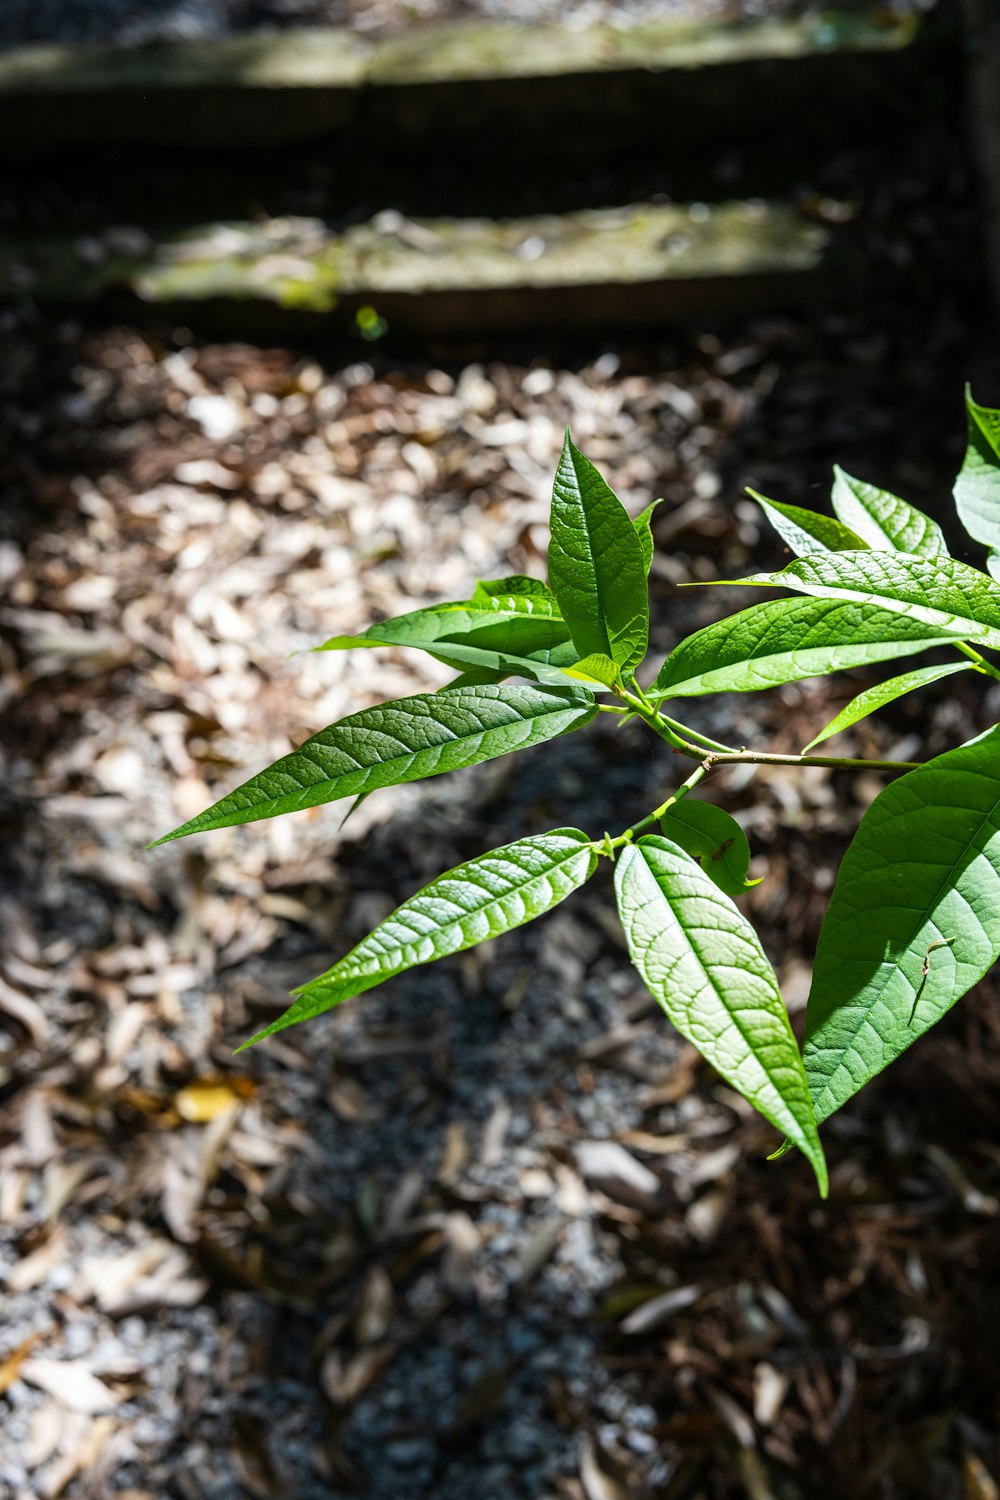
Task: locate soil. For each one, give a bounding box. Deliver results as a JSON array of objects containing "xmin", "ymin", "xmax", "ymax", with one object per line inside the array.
[{"xmin": 2, "ymin": 45, "xmax": 1000, "ymax": 1498}]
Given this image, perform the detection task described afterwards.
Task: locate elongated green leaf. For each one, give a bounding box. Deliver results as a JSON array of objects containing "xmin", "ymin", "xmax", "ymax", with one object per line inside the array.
[
  {"xmin": 832, "ymin": 466, "xmax": 949, "ymax": 559},
  {"xmin": 729, "ymin": 552, "xmax": 1000, "ymax": 651},
  {"xmin": 548, "ymin": 431, "xmax": 649, "ymax": 670},
  {"xmin": 472, "ymin": 575, "xmax": 558, "ymax": 604},
  {"xmin": 651, "ymin": 596, "xmax": 969, "ymax": 700},
  {"xmin": 804, "ymin": 726, "xmax": 1000, "ymax": 1123},
  {"xmin": 954, "ymin": 388, "xmax": 1000, "ymax": 568},
  {"xmin": 317, "ymin": 596, "xmax": 575, "ymax": 681},
  {"xmin": 615, "ymin": 835, "xmax": 826, "ymax": 1193},
  {"xmin": 319, "ymin": 594, "xmax": 569, "ymax": 657},
  {"xmin": 748, "ymin": 489, "xmax": 867, "ymax": 556},
  {"xmin": 151, "ymin": 683, "xmax": 596, "ymax": 844},
  {"xmin": 241, "ymin": 829, "xmax": 598, "ymax": 1045},
  {"xmin": 660, "ymin": 800, "xmax": 760, "ymax": 898},
  {"xmin": 801, "ymin": 661, "xmax": 971, "ymax": 752},
  {"xmin": 634, "ymin": 499, "xmax": 665, "ymax": 576}
]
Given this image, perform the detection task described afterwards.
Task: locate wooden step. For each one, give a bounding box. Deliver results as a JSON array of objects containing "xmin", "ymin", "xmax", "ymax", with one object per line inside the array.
[
  {"xmin": 0, "ymin": 198, "xmax": 859, "ymax": 336},
  {"xmin": 0, "ymin": 12, "xmax": 931, "ymax": 158}
]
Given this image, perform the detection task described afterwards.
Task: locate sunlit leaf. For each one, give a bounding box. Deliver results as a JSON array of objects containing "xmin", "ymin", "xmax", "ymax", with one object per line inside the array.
[
  {"xmin": 954, "ymin": 386, "xmax": 1000, "ymax": 574},
  {"xmin": 804, "ymin": 726, "xmax": 1000, "ymax": 1122},
  {"xmin": 242, "ymin": 829, "xmax": 598, "ymax": 1044},
  {"xmin": 832, "ymin": 466, "xmax": 949, "ymax": 559},
  {"xmin": 548, "ymin": 431, "xmax": 649, "ymax": 670},
  {"xmin": 748, "ymin": 488, "xmax": 867, "ymax": 556},
  {"xmin": 801, "ymin": 660, "xmax": 971, "ymax": 752},
  {"xmin": 651, "ymin": 596, "xmax": 969, "ymax": 699},
  {"xmin": 728, "ymin": 551, "xmax": 1000, "ymax": 650},
  {"xmin": 151, "ymin": 683, "xmax": 596, "ymax": 843},
  {"xmin": 615, "ymin": 835, "xmax": 827, "ymax": 1193},
  {"xmin": 634, "ymin": 498, "xmax": 665, "ymax": 576},
  {"xmin": 660, "ymin": 800, "xmax": 760, "ymax": 898}
]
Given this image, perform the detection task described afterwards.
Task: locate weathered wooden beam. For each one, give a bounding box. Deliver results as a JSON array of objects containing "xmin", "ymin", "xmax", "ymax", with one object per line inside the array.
[
  {"xmin": 0, "ymin": 200, "xmax": 859, "ymax": 335},
  {"xmin": 0, "ymin": 13, "xmax": 927, "ymax": 156}
]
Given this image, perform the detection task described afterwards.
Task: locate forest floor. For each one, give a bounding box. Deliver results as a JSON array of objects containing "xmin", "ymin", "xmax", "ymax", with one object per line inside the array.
[{"xmin": 3, "ymin": 281, "xmax": 1000, "ymax": 1500}]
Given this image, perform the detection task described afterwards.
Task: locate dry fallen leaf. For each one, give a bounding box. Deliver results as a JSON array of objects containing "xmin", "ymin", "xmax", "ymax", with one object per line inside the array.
[
  {"xmin": 20, "ymin": 1358, "xmax": 123, "ymax": 1415},
  {"xmin": 0, "ymin": 1330, "xmax": 45, "ymax": 1396},
  {"xmin": 320, "ymin": 1344, "xmax": 397, "ymax": 1406}
]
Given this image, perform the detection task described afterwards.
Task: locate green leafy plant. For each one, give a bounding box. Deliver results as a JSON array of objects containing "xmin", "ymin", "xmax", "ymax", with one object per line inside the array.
[{"xmin": 151, "ymin": 387, "xmax": 1000, "ymax": 1197}]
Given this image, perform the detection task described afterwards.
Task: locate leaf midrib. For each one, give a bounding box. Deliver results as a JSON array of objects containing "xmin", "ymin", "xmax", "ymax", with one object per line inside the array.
[
  {"xmin": 560, "ymin": 463, "xmax": 615, "ymax": 660},
  {"xmin": 328, "ymin": 841, "xmax": 592, "ymax": 985},
  {"xmin": 630, "ymin": 845, "xmax": 805, "ymax": 1103}
]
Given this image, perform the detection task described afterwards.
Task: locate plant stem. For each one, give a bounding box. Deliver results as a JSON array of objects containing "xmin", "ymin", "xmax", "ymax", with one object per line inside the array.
[
  {"xmin": 956, "ymin": 641, "xmax": 1000, "ymax": 684},
  {"xmin": 655, "ymin": 711, "xmax": 735, "ymax": 755},
  {"xmin": 622, "ymin": 685, "xmax": 921, "ymax": 773},
  {"xmin": 608, "ymin": 761, "xmax": 710, "ymax": 851},
  {"xmin": 687, "ymin": 747, "xmax": 921, "ymax": 771}
]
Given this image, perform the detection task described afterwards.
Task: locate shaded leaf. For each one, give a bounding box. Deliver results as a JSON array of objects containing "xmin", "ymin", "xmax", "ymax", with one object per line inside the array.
[
  {"xmin": 152, "ymin": 684, "xmax": 596, "ymax": 843},
  {"xmin": 317, "ymin": 595, "xmax": 572, "ymax": 679},
  {"xmin": 748, "ymin": 488, "xmax": 867, "ymax": 556},
  {"xmin": 472, "ymin": 574, "xmax": 558, "ymax": 604},
  {"xmin": 660, "ymin": 800, "xmax": 761, "ymax": 898},
  {"xmin": 832, "ymin": 466, "xmax": 949, "ymax": 559},
  {"xmin": 801, "ymin": 661, "xmax": 971, "ymax": 752},
  {"xmin": 614, "ymin": 835, "xmax": 827, "ymax": 1193},
  {"xmin": 804, "ymin": 726, "xmax": 1000, "ymax": 1123},
  {"xmin": 547, "ymin": 431, "xmax": 649, "ymax": 670},
  {"xmin": 651, "ymin": 596, "xmax": 969, "ymax": 700},
  {"xmin": 243, "ymin": 829, "xmax": 598, "ymax": 1044},
  {"xmin": 560, "ymin": 653, "xmax": 623, "ymax": 690}
]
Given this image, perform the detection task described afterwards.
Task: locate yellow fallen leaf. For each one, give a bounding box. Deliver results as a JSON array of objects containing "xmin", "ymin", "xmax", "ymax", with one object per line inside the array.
[{"xmin": 174, "ymin": 1078, "xmax": 253, "ymax": 1123}]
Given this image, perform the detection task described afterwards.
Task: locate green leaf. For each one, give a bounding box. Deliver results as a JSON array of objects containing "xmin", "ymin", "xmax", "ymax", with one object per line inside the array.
[
  {"xmin": 831, "ymin": 466, "xmax": 949, "ymax": 559},
  {"xmin": 614, "ymin": 835, "xmax": 827, "ymax": 1194},
  {"xmin": 748, "ymin": 488, "xmax": 867, "ymax": 556},
  {"xmin": 319, "ymin": 594, "xmax": 569, "ymax": 662},
  {"xmin": 954, "ymin": 387, "xmax": 1000, "ymax": 566},
  {"xmin": 728, "ymin": 551, "xmax": 1000, "ymax": 651},
  {"xmin": 241, "ymin": 829, "xmax": 598, "ymax": 1045},
  {"xmin": 801, "ymin": 661, "xmax": 972, "ymax": 753},
  {"xmin": 548, "ymin": 431, "xmax": 649, "ymax": 670},
  {"xmin": 317, "ymin": 597, "xmax": 581, "ymax": 683},
  {"xmin": 633, "ymin": 499, "xmax": 665, "ymax": 576},
  {"xmin": 472, "ymin": 575, "xmax": 558, "ymax": 604},
  {"xmin": 659, "ymin": 800, "xmax": 761, "ymax": 899},
  {"xmin": 560, "ymin": 653, "xmax": 623, "ymax": 690},
  {"xmin": 651, "ymin": 596, "xmax": 970, "ymax": 700},
  {"xmin": 151, "ymin": 683, "xmax": 597, "ymax": 844},
  {"xmin": 804, "ymin": 726, "xmax": 1000, "ymax": 1124}
]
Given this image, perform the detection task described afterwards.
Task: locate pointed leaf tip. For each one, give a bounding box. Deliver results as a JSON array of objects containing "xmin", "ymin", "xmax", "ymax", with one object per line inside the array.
[
  {"xmin": 548, "ymin": 434, "xmax": 649, "ymax": 672},
  {"xmin": 151, "ymin": 682, "xmax": 596, "ymax": 844},
  {"xmin": 241, "ymin": 829, "xmax": 599, "ymax": 1045}
]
